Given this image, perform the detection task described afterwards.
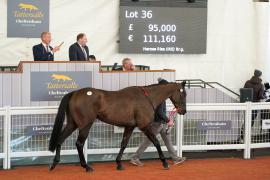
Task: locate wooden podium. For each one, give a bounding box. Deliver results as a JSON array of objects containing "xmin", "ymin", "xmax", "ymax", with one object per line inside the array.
[{"xmin": 0, "ymin": 61, "xmax": 175, "ymax": 107}]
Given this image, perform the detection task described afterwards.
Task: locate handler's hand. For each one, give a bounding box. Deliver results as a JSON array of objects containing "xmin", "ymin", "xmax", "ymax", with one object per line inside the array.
[{"xmin": 167, "ymin": 119, "xmax": 174, "ymax": 127}]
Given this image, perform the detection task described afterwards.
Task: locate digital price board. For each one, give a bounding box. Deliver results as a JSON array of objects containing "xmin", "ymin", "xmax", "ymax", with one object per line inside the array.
[{"xmin": 119, "ymin": 0, "xmax": 208, "ymax": 54}]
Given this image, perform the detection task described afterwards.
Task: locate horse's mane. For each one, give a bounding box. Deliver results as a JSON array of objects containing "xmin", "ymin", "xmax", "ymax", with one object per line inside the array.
[{"xmin": 144, "ymin": 82, "xmax": 178, "ymax": 88}]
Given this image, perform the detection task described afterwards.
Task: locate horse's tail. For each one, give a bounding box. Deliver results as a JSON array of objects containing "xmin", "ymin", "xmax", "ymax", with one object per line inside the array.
[{"xmin": 49, "ymin": 92, "xmax": 73, "ymax": 152}]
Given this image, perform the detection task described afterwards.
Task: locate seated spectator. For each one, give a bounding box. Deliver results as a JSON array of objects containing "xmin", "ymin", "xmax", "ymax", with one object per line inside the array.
[{"xmin": 117, "ymin": 58, "xmax": 135, "ymax": 71}]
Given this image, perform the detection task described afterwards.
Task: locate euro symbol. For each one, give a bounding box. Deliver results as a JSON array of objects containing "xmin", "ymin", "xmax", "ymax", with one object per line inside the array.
[{"xmin": 128, "ymin": 35, "xmax": 133, "ymax": 42}]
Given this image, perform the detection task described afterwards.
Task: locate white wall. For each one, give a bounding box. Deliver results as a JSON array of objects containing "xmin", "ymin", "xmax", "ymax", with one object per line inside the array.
[{"xmin": 0, "ymin": 0, "xmax": 269, "ymax": 91}]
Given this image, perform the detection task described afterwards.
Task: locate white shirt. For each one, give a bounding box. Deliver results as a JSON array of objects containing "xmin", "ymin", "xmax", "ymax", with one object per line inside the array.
[
  {"xmin": 78, "ymin": 43, "xmax": 88, "ymax": 60},
  {"xmin": 42, "ymin": 42, "xmax": 53, "ymax": 54}
]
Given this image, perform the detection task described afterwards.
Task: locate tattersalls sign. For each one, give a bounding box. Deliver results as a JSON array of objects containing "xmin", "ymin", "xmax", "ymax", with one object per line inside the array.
[
  {"xmin": 30, "ymin": 71, "xmax": 92, "ymax": 101},
  {"xmin": 7, "ymin": 0, "xmax": 49, "ymax": 38}
]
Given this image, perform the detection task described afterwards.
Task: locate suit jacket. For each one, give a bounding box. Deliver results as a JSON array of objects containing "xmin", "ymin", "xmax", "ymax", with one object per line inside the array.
[
  {"xmin": 69, "ymin": 43, "xmax": 89, "ymax": 61},
  {"xmin": 154, "ymin": 101, "xmax": 169, "ymax": 124},
  {"xmin": 33, "ymin": 43, "xmax": 54, "ymax": 61}
]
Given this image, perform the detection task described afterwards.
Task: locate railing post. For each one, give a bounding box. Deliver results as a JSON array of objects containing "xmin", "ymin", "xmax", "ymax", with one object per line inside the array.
[
  {"xmin": 176, "ymin": 114, "xmax": 183, "ymax": 158},
  {"xmin": 244, "ymin": 102, "xmax": 251, "ymax": 159},
  {"xmin": 3, "ymin": 107, "xmax": 8, "ymax": 169},
  {"xmin": 4, "ymin": 106, "xmax": 11, "ymax": 169}
]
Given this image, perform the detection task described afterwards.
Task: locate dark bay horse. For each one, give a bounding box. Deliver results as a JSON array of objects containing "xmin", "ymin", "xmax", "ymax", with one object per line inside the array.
[{"xmin": 49, "ymin": 81, "xmax": 187, "ymax": 172}]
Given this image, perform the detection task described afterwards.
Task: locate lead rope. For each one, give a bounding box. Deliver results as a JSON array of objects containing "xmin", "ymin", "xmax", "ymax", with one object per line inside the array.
[{"xmin": 166, "ymin": 107, "xmax": 181, "ymax": 134}]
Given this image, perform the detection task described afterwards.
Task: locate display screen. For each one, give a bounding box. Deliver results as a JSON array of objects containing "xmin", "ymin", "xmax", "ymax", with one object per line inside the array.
[{"xmin": 119, "ymin": 0, "xmax": 208, "ymax": 54}]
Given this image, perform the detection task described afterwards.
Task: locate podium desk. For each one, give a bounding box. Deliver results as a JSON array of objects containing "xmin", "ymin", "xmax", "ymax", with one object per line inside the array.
[{"xmin": 0, "ymin": 61, "xmax": 175, "ymax": 107}]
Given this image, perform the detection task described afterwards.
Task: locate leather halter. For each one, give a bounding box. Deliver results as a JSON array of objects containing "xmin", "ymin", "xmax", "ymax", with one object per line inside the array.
[{"xmin": 139, "ymin": 87, "xmax": 155, "ymax": 111}]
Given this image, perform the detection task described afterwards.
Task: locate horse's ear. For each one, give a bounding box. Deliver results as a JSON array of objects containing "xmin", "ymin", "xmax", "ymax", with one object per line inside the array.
[{"xmin": 181, "ymin": 81, "xmax": 186, "ymax": 87}]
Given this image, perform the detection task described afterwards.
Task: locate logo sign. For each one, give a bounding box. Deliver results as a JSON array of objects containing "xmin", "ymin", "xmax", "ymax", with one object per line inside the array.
[
  {"xmin": 31, "ymin": 71, "xmax": 92, "ymax": 101},
  {"xmin": 197, "ymin": 121, "xmax": 232, "ymax": 131},
  {"xmin": 7, "ymin": 0, "xmax": 49, "ymax": 38},
  {"xmin": 27, "ymin": 125, "xmax": 53, "ymax": 136},
  {"xmin": 262, "ymin": 119, "xmax": 270, "ymax": 130}
]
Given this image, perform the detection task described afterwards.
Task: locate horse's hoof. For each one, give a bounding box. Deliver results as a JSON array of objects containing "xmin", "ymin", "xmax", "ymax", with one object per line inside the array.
[
  {"xmin": 49, "ymin": 163, "xmax": 57, "ymax": 171},
  {"xmin": 163, "ymin": 162, "xmax": 170, "ymax": 170},
  {"xmin": 117, "ymin": 165, "xmax": 125, "ymax": 171},
  {"xmin": 85, "ymin": 166, "xmax": 94, "ymax": 173}
]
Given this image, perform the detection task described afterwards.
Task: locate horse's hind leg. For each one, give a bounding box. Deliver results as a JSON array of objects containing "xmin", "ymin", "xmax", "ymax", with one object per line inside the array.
[
  {"xmin": 142, "ymin": 125, "xmax": 169, "ymax": 169},
  {"xmin": 49, "ymin": 120, "xmax": 77, "ymax": 171},
  {"xmin": 76, "ymin": 122, "xmax": 93, "ymax": 172},
  {"xmin": 116, "ymin": 126, "xmax": 134, "ymax": 170}
]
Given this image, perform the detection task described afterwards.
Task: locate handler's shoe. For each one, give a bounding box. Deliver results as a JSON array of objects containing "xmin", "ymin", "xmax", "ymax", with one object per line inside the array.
[
  {"xmin": 173, "ymin": 157, "xmax": 186, "ymax": 165},
  {"xmin": 130, "ymin": 157, "xmax": 144, "ymax": 166}
]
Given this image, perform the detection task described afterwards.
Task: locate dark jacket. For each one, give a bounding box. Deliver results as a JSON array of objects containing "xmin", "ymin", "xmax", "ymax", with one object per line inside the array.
[
  {"xmin": 32, "ymin": 43, "xmax": 54, "ymax": 61},
  {"xmin": 69, "ymin": 43, "xmax": 89, "ymax": 61},
  {"xmin": 244, "ymin": 76, "xmax": 264, "ymax": 102},
  {"xmin": 154, "ymin": 101, "xmax": 169, "ymax": 124}
]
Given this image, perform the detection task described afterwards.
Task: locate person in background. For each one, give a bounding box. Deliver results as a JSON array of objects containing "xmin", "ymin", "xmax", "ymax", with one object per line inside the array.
[
  {"xmin": 33, "ymin": 32, "xmax": 60, "ymax": 61},
  {"xmin": 239, "ymin": 70, "xmax": 265, "ymax": 141},
  {"xmin": 120, "ymin": 58, "xmax": 135, "ymax": 71},
  {"xmin": 264, "ymin": 82, "xmax": 270, "ymax": 102},
  {"xmin": 244, "ymin": 69, "xmax": 265, "ymax": 126},
  {"xmin": 89, "ymin": 55, "xmax": 96, "ymax": 61},
  {"xmin": 69, "ymin": 33, "xmax": 90, "ymax": 61},
  {"xmin": 130, "ymin": 78, "xmax": 186, "ymax": 167}
]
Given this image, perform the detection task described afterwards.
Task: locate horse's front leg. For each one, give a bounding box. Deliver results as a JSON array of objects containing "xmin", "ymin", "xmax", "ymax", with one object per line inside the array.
[
  {"xmin": 116, "ymin": 126, "xmax": 135, "ymax": 170},
  {"xmin": 142, "ymin": 124, "xmax": 169, "ymax": 169}
]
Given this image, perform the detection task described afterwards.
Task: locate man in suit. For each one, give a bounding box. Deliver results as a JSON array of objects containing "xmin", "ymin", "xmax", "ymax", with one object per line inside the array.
[
  {"xmin": 32, "ymin": 32, "xmax": 60, "ymax": 61},
  {"xmin": 69, "ymin": 33, "xmax": 90, "ymax": 61}
]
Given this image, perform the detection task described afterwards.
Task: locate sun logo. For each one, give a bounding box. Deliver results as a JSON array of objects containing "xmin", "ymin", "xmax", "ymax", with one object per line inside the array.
[
  {"xmin": 18, "ymin": 3, "xmax": 39, "ymax": 11},
  {"xmin": 51, "ymin": 74, "xmax": 73, "ymax": 81}
]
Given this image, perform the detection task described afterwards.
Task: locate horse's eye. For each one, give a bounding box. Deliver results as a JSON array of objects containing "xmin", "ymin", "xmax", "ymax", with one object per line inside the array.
[{"xmin": 180, "ymin": 89, "xmax": 183, "ymax": 93}]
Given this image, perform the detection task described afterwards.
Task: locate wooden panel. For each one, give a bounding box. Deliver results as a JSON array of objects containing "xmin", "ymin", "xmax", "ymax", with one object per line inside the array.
[
  {"xmin": 0, "ymin": 74, "xmax": 2, "ymax": 107},
  {"xmin": 111, "ymin": 73, "xmax": 120, "ymax": 91},
  {"xmin": 39, "ymin": 63, "xmax": 49, "ymax": 72},
  {"xmin": 102, "ymin": 73, "xmax": 112, "ymax": 91},
  {"xmin": 30, "ymin": 63, "xmax": 40, "ymax": 72},
  {"xmin": 2, "ymin": 74, "xmax": 12, "ymax": 106},
  {"xmin": 161, "ymin": 72, "xmax": 171, "ymax": 82},
  {"xmin": 145, "ymin": 72, "xmax": 154, "ymax": 85},
  {"xmin": 171, "ymin": 72, "xmax": 176, "ymax": 81},
  {"xmin": 21, "ymin": 64, "xmax": 31, "ymax": 106},
  {"xmin": 66, "ymin": 63, "xmax": 76, "ymax": 71},
  {"xmin": 75, "ymin": 63, "xmax": 85, "ymax": 71},
  {"xmin": 153, "ymin": 72, "xmax": 162, "ymax": 84},
  {"xmin": 93, "ymin": 63, "xmax": 102, "ymax": 89},
  {"xmin": 11, "ymin": 74, "xmax": 21, "ymax": 106},
  {"xmin": 128, "ymin": 72, "xmax": 137, "ymax": 87},
  {"xmin": 57, "ymin": 63, "xmax": 67, "ymax": 71},
  {"xmin": 119, "ymin": 73, "xmax": 129, "ymax": 89},
  {"xmin": 136, "ymin": 72, "xmax": 146, "ymax": 86},
  {"xmin": 186, "ymin": 89, "xmax": 195, "ymax": 103}
]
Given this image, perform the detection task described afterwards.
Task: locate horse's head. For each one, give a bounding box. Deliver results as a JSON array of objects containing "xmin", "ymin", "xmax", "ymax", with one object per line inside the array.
[{"xmin": 170, "ymin": 81, "xmax": 187, "ymax": 115}]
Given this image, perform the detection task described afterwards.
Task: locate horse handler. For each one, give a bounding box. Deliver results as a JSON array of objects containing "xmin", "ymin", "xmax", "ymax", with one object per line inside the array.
[{"xmin": 130, "ymin": 78, "xmax": 186, "ymax": 166}]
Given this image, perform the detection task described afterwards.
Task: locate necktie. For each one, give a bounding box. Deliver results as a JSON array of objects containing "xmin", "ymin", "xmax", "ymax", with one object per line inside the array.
[
  {"xmin": 82, "ymin": 47, "xmax": 87, "ymax": 60},
  {"xmin": 46, "ymin": 46, "xmax": 49, "ymax": 53}
]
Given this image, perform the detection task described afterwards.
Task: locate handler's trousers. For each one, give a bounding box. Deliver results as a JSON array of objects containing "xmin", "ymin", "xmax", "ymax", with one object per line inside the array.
[{"xmin": 132, "ymin": 121, "xmax": 179, "ymax": 161}]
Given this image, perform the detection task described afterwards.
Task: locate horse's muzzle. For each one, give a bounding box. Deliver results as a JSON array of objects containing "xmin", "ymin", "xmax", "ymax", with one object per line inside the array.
[{"xmin": 179, "ymin": 110, "xmax": 186, "ymax": 115}]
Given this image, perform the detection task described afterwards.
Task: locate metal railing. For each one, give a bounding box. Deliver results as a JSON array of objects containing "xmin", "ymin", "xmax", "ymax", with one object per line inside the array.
[
  {"xmin": 176, "ymin": 79, "xmax": 240, "ymax": 98},
  {"xmin": 0, "ymin": 102, "xmax": 270, "ymax": 169}
]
